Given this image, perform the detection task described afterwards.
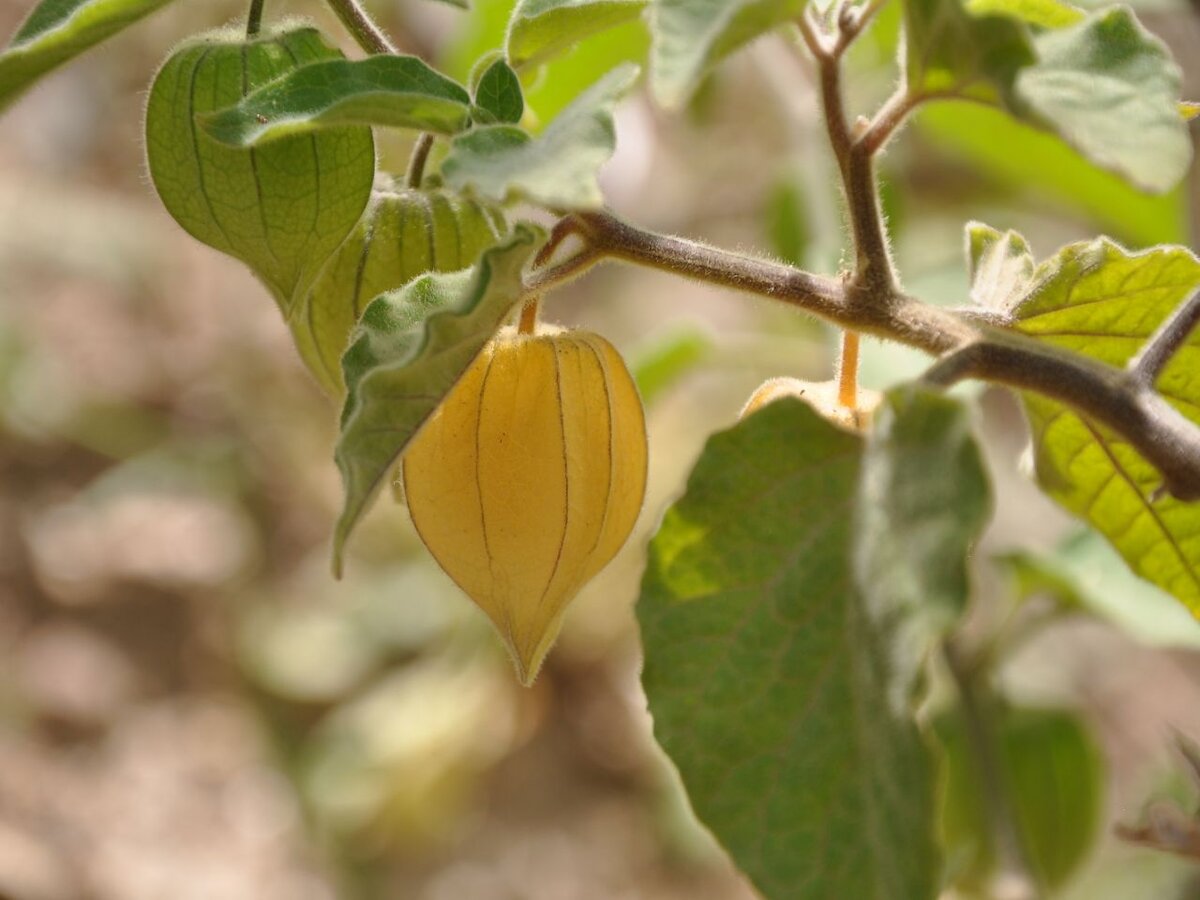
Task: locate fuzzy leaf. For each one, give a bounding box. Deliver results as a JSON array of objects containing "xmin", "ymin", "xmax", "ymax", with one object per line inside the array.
[
  {"xmin": 202, "ymin": 55, "xmax": 472, "ymax": 147},
  {"xmin": 442, "ymin": 63, "xmax": 638, "ymax": 208},
  {"xmin": 903, "ymin": 0, "xmax": 1033, "ymax": 101},
  {"xmin": 1001, "ymin": 238, "xmax": 1200, "ymax": 611},
  {"xmin": 638, "ymin": 395, "xmax": 970, "ymax": 899},
  {"xmin": 506, "ymin": 0, "xmax": 647, "ymax": 68},
  {"xmin": 1013, "ymin": 9, "xmax": 1192, "ymax": 193},
  {"xmin": 0, "ymin": 0, "xmax": 176, "ymax": 109},
  {"xmin": 904, "ymin": 2, "xmax": 1191, "ymax": 192},
  {"xmin": 332, "ymin": 224, "xmax": 544, "ymax": 574},
  {"xmin": 857, "ymin": 386, "xmax": 992, "ymax": 710},
  {"xmin": 649, "ymin": 0, "xmax": 803, "ymax": 108},
  {"xmin": 472, "ymin": 57, "xmax": 524, "ymax": 123},
  {"xmin": 966, "ymin": 222, "xmax": 1035, "ymax": 312}
]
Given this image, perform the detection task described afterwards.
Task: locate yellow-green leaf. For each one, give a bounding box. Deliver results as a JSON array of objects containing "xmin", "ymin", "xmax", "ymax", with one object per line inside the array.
[{"xmin": 993, "ymin": 234, "xmax": 1200, "ymax": 612}]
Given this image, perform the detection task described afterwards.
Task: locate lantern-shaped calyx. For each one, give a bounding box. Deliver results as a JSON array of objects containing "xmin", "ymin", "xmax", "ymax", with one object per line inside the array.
[{"xmin": 402, "ymin": 328, "xmax": 648, "ymax": 684}]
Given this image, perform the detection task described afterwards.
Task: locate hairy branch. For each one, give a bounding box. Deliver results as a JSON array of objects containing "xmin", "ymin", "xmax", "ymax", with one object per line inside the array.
[
  {"xmin": 797, "ymin": 12, "xmax": 897, "ymax": 297},
  {"xmin": 325, "ymin": 0, "xmax": 398, "ymax": 55},
  {"xmin": 1129, "ymin": 288, "xmax": 1200, "ymax": 387},
  {"xmin": 552, "ymin": 210, "xmax": 1200, "ymax": 502}
]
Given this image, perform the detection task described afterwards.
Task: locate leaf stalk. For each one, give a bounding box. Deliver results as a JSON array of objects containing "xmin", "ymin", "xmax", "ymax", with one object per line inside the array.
[
  {"xmin": 324, "ymin": 0, "xmax": 398, "ymax": 55},
  {"xmin": 406, "ymin": 132, "xmax": 435, "ymax": 188},
  {"xmin": 246, "ymin": 0, "xmax": 265, "ymax": 37}
]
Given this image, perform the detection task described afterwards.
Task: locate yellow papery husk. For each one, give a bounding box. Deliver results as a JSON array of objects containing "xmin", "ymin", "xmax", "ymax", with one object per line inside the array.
[
  {"xmin": 741, "ymin": 376, "xmax": 881, "ymax": 433},
  {"xmin": 402, "ymin": 327, "xmax": 648, "ymax": 685}
]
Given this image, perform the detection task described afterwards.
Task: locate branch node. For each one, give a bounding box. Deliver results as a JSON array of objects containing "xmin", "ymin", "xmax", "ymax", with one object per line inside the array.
[{"xmin": 533, "ymin": 215, "xmax": 587, "ymax": 268}]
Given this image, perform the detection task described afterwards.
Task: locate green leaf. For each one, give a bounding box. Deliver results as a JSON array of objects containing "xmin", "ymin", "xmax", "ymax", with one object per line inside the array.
[
  {"xmin": 1012, "ymin": 9, "xmax": 1191, "ymax": 193},
  {"xmin": 332, "ymin": 224, "xmax": 544, "ymax": 575},
  {"xmin": 903, "ymin": 0, "xmax": 1034, "ymax": 101},
  {"xmin": 649, "ymin": 0, "xmax": 803, "ymax": 108},
  {"xmin": 857, "ymin": 386, "xmax": 992, "ymax": 707},
  {"xmin": 201, "ymin": 55, "xmax": 472, "ymax": 147},
  {"xmin": 965, "ymin": 222, "xmax": 1035, "ymax": 312},
  {"xmin": 963, "ymin": 0, "xmax": 1083, "ymax": 28},
  {"xmin": 472, "ymin": 57, "xmax": 524, "ymax": 123},
  {"xmin": 904, "ymin": 2, "xmax": 1191, "ymax": 193},
  {"xmin": 638, "ymin": 398, "xmax": 939, "ymax": 899},
  {"xmin": 441, "ymin": 63, "xmax": 638, "ymax": 208},
  {"xmin": 506, "ymin": 0, "xmax": 647, "ymax": 68},
  {"xmin": 144, "ymin": 27, "xmax": 376, "ymax": 311},
  {"xmin": 444, "ymin": 0, "xmax": 649, "ymax": 126},
  {"xmin": 917, "ymin": 102, "xmax": 1187, "ymax": 248},
  {"xmin": 999, "ymin": 238, "xmax": 1200, "ymax": 612},
  {"xmin": 938, "ymin": 706, "xmax": 1104, "ymax": 892},
  {"xmin": 0, "ymin": 0, "xmax": 176, "ymax": 109},
  {"xmin": 994, "ymin": 529, "xmax": 1200, "ymax": 648}
]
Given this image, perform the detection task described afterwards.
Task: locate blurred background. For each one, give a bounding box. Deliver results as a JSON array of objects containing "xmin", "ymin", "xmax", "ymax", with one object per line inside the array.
[{"xmin": 1, "ymin": 0, "xmax": 1200, "ymax": 897}]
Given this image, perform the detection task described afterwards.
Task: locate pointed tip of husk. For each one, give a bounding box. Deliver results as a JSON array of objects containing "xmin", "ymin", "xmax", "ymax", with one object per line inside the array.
[
  {"xmin": 501, "ymin": 613, "xmax": 567, "ymax": 688},
  {"xmin": 507, "ymin": 636, "xmax": 550, "ymax": 688}
]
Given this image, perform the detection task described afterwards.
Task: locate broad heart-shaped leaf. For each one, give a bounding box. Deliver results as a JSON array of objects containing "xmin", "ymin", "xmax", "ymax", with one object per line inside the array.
[
  {"xmin": 442, "ymin": 63, "xmax": 638, "ymax": 209},
  {"xmin": 0, "ymin": 0, "xmax": 176, "ymax": 109},
  {"xmin": 1012, "ymin": 8, "xmax": 1192, "ymax": 194},
  {"xmin": 938, "ymin": 705, "xmax": 1104, "ymax": 892},
  {"xmin": 966, "ymin": 222, "xmax": 1035, "ymax": 312},
  {"xmin": 506, "ymin": 0, "xmax": 647, "ymax": 69},
  {"xmin": 639, "ymin": 396, "xmax": 961, "ymax": 899},
  {"xmin": 996, "ymin": 236, "xmax": 1200, "ymax": 612},
  {"xmin": 144, "ymin": 27, "xmax": 376, "ymax": 311},
  {"xmin": 472, "ymin": 57, "xmax": 524, "ymax": 124},
  {"xmin": 202, "ymin": 55, "xmax": 472, "ymax": 148},
  {"xmin": 332, "ymin": 224, "xmax": 544, "ymax": 575},
  {"xmin": 649, "ymin": 0, "xmax": 803, "ymax": 108},
  {"xmin": 904, "ymin": 2, "xmax": 1191, "ymax": 193},
  {"xmin": 856, "ymin": 386, "xmax": 992, "ymax": 711}
]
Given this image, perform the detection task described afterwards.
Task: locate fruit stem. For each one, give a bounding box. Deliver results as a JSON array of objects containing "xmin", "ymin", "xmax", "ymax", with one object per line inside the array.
[
  {"xmin": 246, "ymin": 0, "xmax": 265, "ymax": 37},
  {"xmin": 836, "ymin": 330, "xmax": 860, "ymax": 410},
  {"xmin": 518, "ymin": 297, "xmax": 540, "ymax": 334},
  {"xmin": 406, "ymin": 133, "xmax": 435, "ymax": 189}
]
